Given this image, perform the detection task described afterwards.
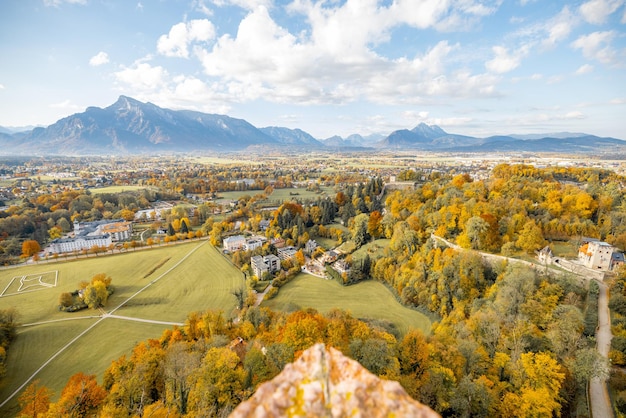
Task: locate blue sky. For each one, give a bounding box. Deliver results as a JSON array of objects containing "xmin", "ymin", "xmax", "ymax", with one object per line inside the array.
[{"xmin": 0, "ymin": 0, "xmax": 625, "ymax": 139}]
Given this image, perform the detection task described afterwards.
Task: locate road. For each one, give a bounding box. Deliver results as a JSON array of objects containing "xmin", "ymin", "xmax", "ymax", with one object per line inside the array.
[
  {"xmin": 0, "ymin": 239, "xmax": 207, "ymax": 409},
  {"xmin": 590, "ymin": 280, "xmax": 614, "ymax": 418}
]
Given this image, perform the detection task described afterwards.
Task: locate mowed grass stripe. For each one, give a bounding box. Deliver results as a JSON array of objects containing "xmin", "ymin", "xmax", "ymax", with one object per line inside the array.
[{"xmin": 262, "ymin": 273, "xmax": 431, "ymax": 336}]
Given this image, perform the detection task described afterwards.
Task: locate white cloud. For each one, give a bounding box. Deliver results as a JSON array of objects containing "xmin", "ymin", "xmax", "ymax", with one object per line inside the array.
[
  {"xmin": 579, "ymin": 0, "xmax": 625, "ymax": 24},
  {"xmin": 114, "ymin": 62, "xmax": 169, "ymax": 91},
  {"xmin": 0, "ymin": 84, "xmax": 4, "ymax": 90},
  {"xmin": 89, "ymin": 51, "xmax": 109, "ymax": 67},
  {"xmin": 575, "ymin": 63, "xmax": 594, "ymax": 74},
  {"xmin": 611, "ymin": 97, "xmax": 626, "ymax": 104},
  {"xmin": 213, "ymin": 0, "xmax": 272, "ymax": 9},
  {"xmin": 541, "ymin": 7, "xmax": 578, "ymax": 49},
  {"xmin": 43, "ymin": 0, "xmax": 86, "ymax": 6},
  {"xmin": 49, "ymin": 99, "xmax": 82, "ymax": 112},
  {"xmin": 571, "ymin": 30, "xmax": 618, "ymax": 65},
  {"xmin": 157, "ymin": 19, "xmax": 215, "ymax": 58},
  {"xmin": 192, "ymin": 4, "xmax": 500, "ymax": 106},
  {"xmin": 485, "ymin": 46, "xmax": 525, "ymax": 74}
]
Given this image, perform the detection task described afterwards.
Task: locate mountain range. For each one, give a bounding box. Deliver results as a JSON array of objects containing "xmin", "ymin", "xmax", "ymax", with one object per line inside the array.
[{"xmin": 0, "ymin": 96, "xmax": 624, "ymax": 155}]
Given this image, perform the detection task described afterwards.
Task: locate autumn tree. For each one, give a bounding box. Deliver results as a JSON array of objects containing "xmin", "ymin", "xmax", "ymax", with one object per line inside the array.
[
  {"xmin": 47, "ymin": 372, "xmax": 106, "ymax": 417},
  {"xmin": 351, "ymin": 213, "xmax": 369, "ymax": 248},
  {"xmin": 516, "ymin": 220, "xmax": 546, "ymax": 253},
  {"xmin": 17, "ymin": 379, "xmax": 52, "ymax": 418},
  {"xmin": 21, "ymin": 240, "xmax": 41, "ymax": 258}
]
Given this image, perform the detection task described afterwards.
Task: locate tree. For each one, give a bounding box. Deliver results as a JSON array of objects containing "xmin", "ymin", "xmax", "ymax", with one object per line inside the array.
[
  {"xmin": 464, "ymin": 216, "xmax": 489, "ymax": 250},
  {"xmin": 351, "ymin": 213, "xmax": 369, "ymax": 248},
  {"xmin": 59, "ymin": 292, "xmax": 73, "ymax": 308},
  {"xmin": 164, "ymin": 342, "xmax": 201, "ymax": 414},
  {"xmin": 21, "ymin": 240, "xmax": 41, "ymax": 257},
  {"xmin": 48, "ymin": 372, "xmax": 106, "ymax": 417},
  {"xmin": 180, "ymin": 218, "xmax": 189, "ymax": 234},
  {"xmin": 48, "ymin": 226, "xmax": 62, "ymax": 240},
  {"xmin": 18, "ymin": 379, "xmax": 52, "ymax": 418},
  {"xmin": 516, "ymin": 220, "xmax": 546, "ymax": 253},
  {"xmin": 187, "ymin": 347, "xmax": 247, "ymax": 416}
]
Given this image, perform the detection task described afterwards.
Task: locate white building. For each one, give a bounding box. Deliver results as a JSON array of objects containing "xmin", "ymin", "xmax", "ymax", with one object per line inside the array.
[
  {"xmin": 251, "ymin": 254, "xmax": 281, "ymax": 278},
  {"xmin": 277, "ymin": 246, "xmax": 297, "ymax": 261},
  {"xmin": 579, "ymin": 240, "xmax": 615, "ymax": 270},
  {"xmin": 223, "ymin": 235, "xmax": 246, "ymax": 252},
  {"xmin": 49, "ymin": 234, "xmax": 112, "ymax": 254},
  {"xmin": 245, "ymin": 238, "xmax": 263, "ymax": 252}
]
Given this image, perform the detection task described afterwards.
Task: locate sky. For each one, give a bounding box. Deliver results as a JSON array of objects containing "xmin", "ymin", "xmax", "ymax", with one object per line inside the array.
[{"xmin": 0, "ymin": 0, "xmax": 625, "ymax": 140}]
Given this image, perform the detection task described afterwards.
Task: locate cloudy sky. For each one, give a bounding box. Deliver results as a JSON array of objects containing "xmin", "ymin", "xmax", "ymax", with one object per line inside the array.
[{"xmin": 0, "ymin": 0, "xmax": 625, "ymax": 139}]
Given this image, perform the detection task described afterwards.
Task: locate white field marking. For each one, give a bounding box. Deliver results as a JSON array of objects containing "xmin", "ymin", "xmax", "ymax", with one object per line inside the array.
[
  {"xmin": 0, "ymin": 277, "xmax": 17, "ymax": 297},
  {"xmin": 1, "ymin": 271, "xmax": 58, "ymax": 296}
]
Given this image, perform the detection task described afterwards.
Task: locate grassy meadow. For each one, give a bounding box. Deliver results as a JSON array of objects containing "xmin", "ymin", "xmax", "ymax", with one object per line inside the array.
[
  {"xmin": 262, "ymin": 273, "xmax": 431, "ymax": 336},
  {"xmin": 88, "ymin": 185, "xmax": 151, "ymax": 195},
  {"xmin": 0, "ymin": 240, "xmax": 245, "ymax": 414}
]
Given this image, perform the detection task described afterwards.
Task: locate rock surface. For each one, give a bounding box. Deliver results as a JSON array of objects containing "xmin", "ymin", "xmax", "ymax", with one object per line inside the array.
[{"xmin": 230, "ymin": 343, "xmax": 439, "ymax": 418}]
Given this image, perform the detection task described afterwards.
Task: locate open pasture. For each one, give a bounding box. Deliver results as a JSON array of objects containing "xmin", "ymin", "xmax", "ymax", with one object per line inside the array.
[
  {"xmin": 0, "ymin": 240, "xmax": 244, "ymax": 413},
  {"xmin": 262, "ymin": 273, "xmax": 431, "ymax": 336}
]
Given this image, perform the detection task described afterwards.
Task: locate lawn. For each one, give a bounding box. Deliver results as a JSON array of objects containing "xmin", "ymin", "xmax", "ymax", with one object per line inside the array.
[
  {"xmin": 264, "ymin": 186, "xmax": 335, "ymax": 203},
  {"xmin": 351, "ymin": 239, "xmax": 391, "ymax": 262},
  {"xmin": 262, "ymin": 273, "xmax": 431, "ymax": 336},
  {"xmin": 88, "ymin": 185, "xmax": 151, "ymax": 195},
  {"xmin": 0, "ymin": 240, "xmax": 244, "ymax": 413}
]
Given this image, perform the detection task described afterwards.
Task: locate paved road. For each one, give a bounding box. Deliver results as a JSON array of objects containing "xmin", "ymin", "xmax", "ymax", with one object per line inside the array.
[
  {"xmin": 0, "ymin": 240, "xmax": 208, "ymax": 409},
  {"xmin": 590, "ymin": 280, "xmax": 614, "ymax": 418}
]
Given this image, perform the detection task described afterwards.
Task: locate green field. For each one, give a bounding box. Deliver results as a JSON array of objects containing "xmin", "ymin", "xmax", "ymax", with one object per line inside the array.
[
  {"xmin": 216, "ymin": 186, "xmax": 335, "ymax": 206},
  {"xmin": 262, "ymin": 273, "xmax": 431, "ymax": 336},
  {"xmin": 0, "ymin": 240, "xmax": 245, "ymax": 414},
  {"xmin": 88, "ymin": 185, "xmax": 151, "ymax": 195},
  {"xmin": 351, "ymin": 239, "xmax": 391, "ymax": 262}
]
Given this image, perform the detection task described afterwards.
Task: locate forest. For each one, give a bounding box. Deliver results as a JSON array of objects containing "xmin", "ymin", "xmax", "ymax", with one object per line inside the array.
[{"xmin": 3, "ymin": 160, "xmax": 626, "ymax": 417}]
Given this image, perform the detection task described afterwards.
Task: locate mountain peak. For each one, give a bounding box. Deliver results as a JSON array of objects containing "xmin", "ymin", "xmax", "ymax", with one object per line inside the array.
[{"xmin": 411, "ymin": 123, "xmax": 447, "ymax": 138}]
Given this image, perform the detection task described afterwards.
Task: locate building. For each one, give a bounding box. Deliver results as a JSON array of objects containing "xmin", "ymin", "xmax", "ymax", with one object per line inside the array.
[
  {"xmin": 48, "ymin": 218, "xmax": 131, "ymax": 254},
  {"xmin": 251, "ymin": 254, "xmax": 281, "ymax": 278},
  {"xmin": 259, "ymin": 219, "xmax": 271, "ymax": 231},
  {"xmin": 49, "ymin": 234, "xmax": 112, "ymax": 254},
  {"xmin": 223, "ymin": 235, "xmax": 246, "ymax": 252},
  {"xmin": 333, "ymin": 259, "xmax": 351, "ymax": 274},
  {"xmin": 579, "ymin": 239, "xmax": 615, "ymax": 270},
  {"xmin": 305, "ymin": 239, "xmax": 319, "ymax": 255},
  {"xmin": 99, "ymin": 221, "xmax": 133, "ymax": 241},
  {"xmin": 277, "ymin": 246, "xmax": 297, "ymax": 261},
  {"xmin": 244, "ymin": 238, "xmax": 264, "ymax": 252},
  {"xmin": 73, "ymin": 219, "xmax": 132, "ymax": 242}
]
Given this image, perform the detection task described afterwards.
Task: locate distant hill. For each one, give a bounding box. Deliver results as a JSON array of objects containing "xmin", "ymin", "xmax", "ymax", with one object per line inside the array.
[
  {"xmin": 1, "ymin": 96, "xmax": 278, "ymax": 155},
  {"xmin": 377, "ymin": 123, "xmax": 626, "ymax": 154},
  {"xmin": 260, "ymin": 127, "xmax": 324, "ymax": 147},
  {"xmin": 0, "ymin": 96, "xmax": 623, "ymax": 155}
]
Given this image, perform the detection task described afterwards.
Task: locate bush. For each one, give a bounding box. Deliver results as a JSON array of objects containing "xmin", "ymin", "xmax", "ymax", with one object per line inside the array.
[
  {"xmin": 501, "ymin": 242, "xmax": 518, "ymax": 257},
  {"xmin": 263, "ymin": 287, "xmax": 279, "ymax": 300}
]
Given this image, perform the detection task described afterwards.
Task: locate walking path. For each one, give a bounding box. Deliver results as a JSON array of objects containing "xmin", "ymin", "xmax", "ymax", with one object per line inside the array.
[
  {"xmin": 0, "ymin": 240, "xmax": 207, "ymax": 409},
  {"xmin": 590, "ymin": 280, "xmax": 614, "ymax": 418}
]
